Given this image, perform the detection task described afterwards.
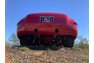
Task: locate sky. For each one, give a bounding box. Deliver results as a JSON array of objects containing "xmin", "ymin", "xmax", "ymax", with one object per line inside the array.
[{"xmin": 5, "ymin": 0, "xmax": 89, "ymax": 40}]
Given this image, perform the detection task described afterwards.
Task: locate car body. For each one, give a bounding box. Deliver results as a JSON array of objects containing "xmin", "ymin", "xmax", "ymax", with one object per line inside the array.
[{"xmin": 17, "ymin": 12, "xmax": 78, "ymax": 47}]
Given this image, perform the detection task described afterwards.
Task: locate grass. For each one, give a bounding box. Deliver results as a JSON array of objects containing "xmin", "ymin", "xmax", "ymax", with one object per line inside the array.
[
  {"xmin": 19, "ymin": 47, "xmax": 29, "ymax": 52},
  {"xmin": 60, "ymin": 48, "xmax": 65, "ymax": 51},
  {"xmin": 80, "ymin": 55, "xmax": 88, "ymax": 61}
]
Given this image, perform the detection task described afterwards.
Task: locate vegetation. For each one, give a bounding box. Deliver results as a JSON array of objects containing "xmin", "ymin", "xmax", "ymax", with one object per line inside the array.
[
  {"xmin": 80, "ymin": 55, "xmax": 88, "ymax": 61},
  {"xmin": 76, "ymin": 36, "xmax": 89, "ymax": 50},
  {"xmin": 8, "ymin": 33, "xmax": 20, "ymax": 46},
  {"xmin": 19, "ymin": 47, "xmax": 30, "ymax": 52}
]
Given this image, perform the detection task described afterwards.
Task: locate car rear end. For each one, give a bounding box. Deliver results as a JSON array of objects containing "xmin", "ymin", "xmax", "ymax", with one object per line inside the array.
[{"xmin": 17, "ymin": 13, "xmax": 78, "ymax": 47}]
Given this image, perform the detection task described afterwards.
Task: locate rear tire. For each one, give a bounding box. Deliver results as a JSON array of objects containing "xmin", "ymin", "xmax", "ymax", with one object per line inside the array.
[
  {"xmin": 18, "ymin": 35, "xmax": 29, "ymax": 46},
  {"xmin": 63, "ymin": 36, "xmax": 74, "ymax": 48},
  {"xmin": 63, "ymin": 41, "xmax": 74, "ymax": 48}
]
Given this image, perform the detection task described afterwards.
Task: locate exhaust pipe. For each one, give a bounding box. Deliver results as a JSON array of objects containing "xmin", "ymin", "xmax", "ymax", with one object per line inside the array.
[
  {"xmin": 55, "ymin": 28, "xmax": 59, "ymax": 32},
  {"xmin": 34, "ymin": 28, "xmax": 38, "ymax": 33}
]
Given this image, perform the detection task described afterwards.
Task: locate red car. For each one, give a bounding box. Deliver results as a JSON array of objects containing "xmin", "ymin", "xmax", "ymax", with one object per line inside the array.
[{"xmin": 17, "ymin": 12, "xmax": 78, "ymax": 47}]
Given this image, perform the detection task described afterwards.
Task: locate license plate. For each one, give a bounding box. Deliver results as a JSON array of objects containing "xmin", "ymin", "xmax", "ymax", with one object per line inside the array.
[{"xmin": 40, "ymin": 16, "xmax": 54, "ymax": 22}]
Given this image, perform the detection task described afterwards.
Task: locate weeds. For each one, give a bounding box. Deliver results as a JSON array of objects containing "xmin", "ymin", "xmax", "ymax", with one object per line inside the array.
[
  {"xmin": 19, "ymin": 47, "xmax": 29, "ymax": 52},
  {"xmin": 80, "ymin": 55, "xmax": 88, "ymax": 61}
]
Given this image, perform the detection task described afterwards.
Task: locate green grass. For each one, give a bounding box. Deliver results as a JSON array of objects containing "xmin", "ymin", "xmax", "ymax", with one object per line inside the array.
[
  {"xmin": 19, "ymin": 47, "xmax": 29, "ymax": 52},
  {"xmin": 60, "ymin": 48, "xmax": 65, "ymax": 51}
]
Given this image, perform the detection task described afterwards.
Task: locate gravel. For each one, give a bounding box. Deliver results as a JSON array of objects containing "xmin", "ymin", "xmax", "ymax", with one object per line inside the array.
[{"xmin": 7, "ymin": 46, "xmax": 89, "ymax": 63}]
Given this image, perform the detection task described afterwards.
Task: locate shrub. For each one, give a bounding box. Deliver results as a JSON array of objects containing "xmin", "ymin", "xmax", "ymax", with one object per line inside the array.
[
  {"xmin": 8, "ymin": 33, "xmax": 20, "ymax": 46},
  {"xmin": 77, "ymin": 36, "xmax": 89, "ymax": 50},
  {"xmin": 78, "ymin": 42, "xmax": 89, "ymax": 50}
]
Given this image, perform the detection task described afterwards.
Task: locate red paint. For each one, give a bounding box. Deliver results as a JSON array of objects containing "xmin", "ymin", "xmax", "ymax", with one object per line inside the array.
[{"xmin": 17, "ymin": 12, "xmax": 78, "ymax": 39}]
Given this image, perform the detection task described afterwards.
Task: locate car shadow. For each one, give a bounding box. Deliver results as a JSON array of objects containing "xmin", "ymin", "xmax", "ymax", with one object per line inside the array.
[{"xmin": 18, "ymin": 45, "xmax": 61, "ymax": 50}]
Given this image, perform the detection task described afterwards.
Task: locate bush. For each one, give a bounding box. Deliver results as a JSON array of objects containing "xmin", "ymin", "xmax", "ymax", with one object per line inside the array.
[
  {"xmin": 78, "ymin": 42, "xmax": 89, "ymax": 50},
  {"xmin": 77, "ymin": 36, "xmax": 89, "ymax": 50},
  {"xmin": 8, "ymin": 33, "xmax": 20, "ymax": 46}
]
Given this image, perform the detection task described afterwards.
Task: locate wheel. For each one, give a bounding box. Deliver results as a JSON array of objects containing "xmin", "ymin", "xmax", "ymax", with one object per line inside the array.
[
  {"xmin": 63, "ymin": 40, "xmax": 74, "ymax": 48},
  {"xmin": 63, "ymin": 36, "xmax": 74, "ymax": 48},
  {"xmin": 19, "ymin": 35, "xmax": 28, "ymax": 46},
  {"xmin": 18, "ymin": 35, "xmax": 30, "ymax": 46},
  {"xmin": 20, "ymin": 40, "xmax": 26, "ymax": 46}
]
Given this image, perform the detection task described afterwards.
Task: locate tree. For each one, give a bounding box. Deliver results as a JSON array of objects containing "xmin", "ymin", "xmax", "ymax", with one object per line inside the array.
[
  {"xmin": 77, "ymin": 36, "xmax": 89, "ymax": 49},
  {"xmin": 8, "ymin": 33, "xmax": 20, "ymax": 46}
]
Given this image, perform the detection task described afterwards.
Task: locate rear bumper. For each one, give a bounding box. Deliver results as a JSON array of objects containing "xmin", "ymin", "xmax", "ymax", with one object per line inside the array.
[{"xmin": 17, "ymin": 23, "xmax": 78, "ymax": 38}]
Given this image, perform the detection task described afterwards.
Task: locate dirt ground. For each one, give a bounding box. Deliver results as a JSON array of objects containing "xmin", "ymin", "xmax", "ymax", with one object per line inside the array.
[{"xmin": 6, "ymin": 46, "xmax": 89, "ymax": 63}]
